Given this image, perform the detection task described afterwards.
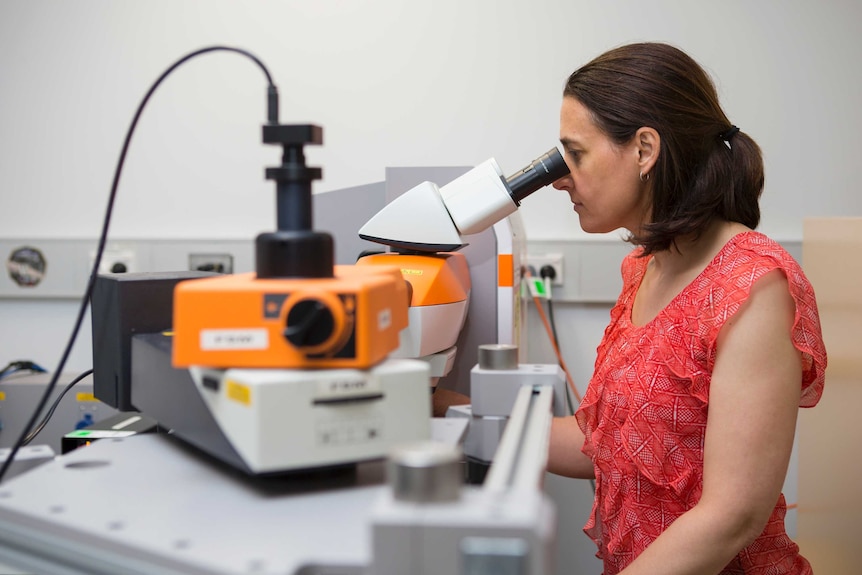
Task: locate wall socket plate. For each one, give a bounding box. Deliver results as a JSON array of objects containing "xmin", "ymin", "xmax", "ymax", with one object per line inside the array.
[
  {"xmin": 525, "ymin": 253, "xmax": 564, "ymax": 286},
  {"xmin": 90, "ymin": 248, "xmax": 137, "ymax": 275},
  {"xmin": 188, "ymin": 253, "xmax": 234, "ymax": 274}
]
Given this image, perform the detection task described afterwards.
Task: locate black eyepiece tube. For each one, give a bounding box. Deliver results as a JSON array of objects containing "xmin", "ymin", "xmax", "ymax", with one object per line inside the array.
[{"xmin": 505, "ymin": 147, "xmax": 570, "ymax": 204}]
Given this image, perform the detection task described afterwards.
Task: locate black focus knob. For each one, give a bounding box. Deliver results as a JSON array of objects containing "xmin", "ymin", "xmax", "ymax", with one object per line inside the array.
[{"xmin": 283, "ymin": 299, "xmax": 335, "ymax": 348}]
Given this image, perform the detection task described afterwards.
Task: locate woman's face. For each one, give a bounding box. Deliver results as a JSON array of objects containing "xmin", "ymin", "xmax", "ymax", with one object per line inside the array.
[{"xmin": 553, "ymin": 96, "xmax": 650, "ymax": 234}]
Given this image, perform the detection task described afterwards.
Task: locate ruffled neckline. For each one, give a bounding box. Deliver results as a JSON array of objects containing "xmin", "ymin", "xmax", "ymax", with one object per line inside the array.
[{"xmin": 625, "ymin": 230, "xmax": 763, "ymax": 329}]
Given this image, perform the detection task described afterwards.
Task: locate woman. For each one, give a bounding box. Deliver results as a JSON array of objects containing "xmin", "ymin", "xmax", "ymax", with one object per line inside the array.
[{"xmin": 547, "ymin": 43, "xmax": 827, "ymax": 574}]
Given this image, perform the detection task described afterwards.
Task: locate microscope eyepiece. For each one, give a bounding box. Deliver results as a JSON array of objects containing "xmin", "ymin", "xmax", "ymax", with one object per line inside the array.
[{"xmin": 505, "ymin": 147, "xmax": 570, "ymax": 204}]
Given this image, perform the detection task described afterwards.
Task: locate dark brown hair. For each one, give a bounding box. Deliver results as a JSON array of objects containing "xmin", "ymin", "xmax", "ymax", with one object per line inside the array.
[{"xmin": 563, "ymin": 43, "xmax": 764, "ymax": 254}]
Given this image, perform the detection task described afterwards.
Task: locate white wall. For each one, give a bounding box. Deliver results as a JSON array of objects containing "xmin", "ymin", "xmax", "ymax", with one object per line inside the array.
[
  {"xmin": 0, "ymin": 0, "xmax": 858, "ymax": 568},
  {"xmin": 1, "ymin": 0, "xmax": 859, "ymax": 243}
]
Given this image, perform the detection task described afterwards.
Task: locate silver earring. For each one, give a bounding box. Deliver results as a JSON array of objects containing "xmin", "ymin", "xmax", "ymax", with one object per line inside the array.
[{"xmin": 639, "ymin": 171, "xmax": 650, "ymax": 182}]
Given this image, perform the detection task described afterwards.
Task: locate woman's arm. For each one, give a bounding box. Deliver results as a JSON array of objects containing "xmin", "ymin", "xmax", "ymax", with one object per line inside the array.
[
  {"xmin": 620, "ymin": 269, "xmax": 803, "ymax": 574},
  {"xmin": 547, "ymin": 415, "xmax": 595, "ymax": 479}
]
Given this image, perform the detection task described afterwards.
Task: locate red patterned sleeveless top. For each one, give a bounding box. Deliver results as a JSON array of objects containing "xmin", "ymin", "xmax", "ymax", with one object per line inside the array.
[{"xmin": 575, "ymin": 231, "xmax": 827, "ymax": 574}]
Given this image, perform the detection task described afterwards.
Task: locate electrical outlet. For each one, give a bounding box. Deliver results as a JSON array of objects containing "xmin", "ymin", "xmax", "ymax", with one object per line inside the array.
[
  {"xmin": 90, "ymin": 248, "xmax": 136, "ymax": 275},
  {"xmin": 189, "ymin": 253, "xmax": 234, "ymax": 274},
  {"xmin": 526, "ymin": 253, "xmax": 564, "ymax": 286}
]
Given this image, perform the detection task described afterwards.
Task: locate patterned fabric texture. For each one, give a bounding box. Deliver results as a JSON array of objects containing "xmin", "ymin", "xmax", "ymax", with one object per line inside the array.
[{"xmin": 575, "ymin": 231, "xmax": 827, "ymax": 574}]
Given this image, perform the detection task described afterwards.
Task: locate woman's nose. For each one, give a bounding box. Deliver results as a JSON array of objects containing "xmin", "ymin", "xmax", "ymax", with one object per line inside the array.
[{"xmin": 552, "ymin": 174, "xmax": 572, "ymax": 190}]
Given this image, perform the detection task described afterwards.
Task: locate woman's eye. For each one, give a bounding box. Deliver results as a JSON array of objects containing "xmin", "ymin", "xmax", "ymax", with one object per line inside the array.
[{"xmin": 566, "ymin": 149, "xmax": 581, "ymax": 163}]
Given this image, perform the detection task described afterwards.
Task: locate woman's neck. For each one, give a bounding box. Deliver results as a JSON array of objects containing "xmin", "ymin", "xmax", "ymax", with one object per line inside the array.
[{"xmin": 650, "ymin": 220, "xmax": 750, "ymax": 276}]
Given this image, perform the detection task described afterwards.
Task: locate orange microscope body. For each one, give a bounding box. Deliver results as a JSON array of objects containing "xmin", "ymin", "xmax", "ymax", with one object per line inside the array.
[
  {"xmin": 357, "ymin": 252, "xmax": 469, "ymax": 309},
  {"xmin": 357, "ymin": 252, "xmax": 469, "ymax": 350},
  {"xmin": 171, "ymin": 265, "xmax": 408, "ymax": 370}
]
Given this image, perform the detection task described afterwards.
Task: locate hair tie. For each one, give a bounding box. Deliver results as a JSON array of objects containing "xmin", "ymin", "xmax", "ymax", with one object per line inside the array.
[{"xmin": 719, "ymin": 125, "xmax": 740, "ymax": 149}]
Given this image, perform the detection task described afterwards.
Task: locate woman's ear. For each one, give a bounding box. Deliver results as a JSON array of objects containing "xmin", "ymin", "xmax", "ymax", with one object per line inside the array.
[{"xmin": 635, "ymin": 127, "xmax": 660, "ymax": 176}]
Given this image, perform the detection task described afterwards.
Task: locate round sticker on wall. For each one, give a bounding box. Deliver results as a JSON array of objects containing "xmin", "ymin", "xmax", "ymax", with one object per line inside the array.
[{"xmin": 6, "ymin": 246, "xmax": 47, "ymax": 287}]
